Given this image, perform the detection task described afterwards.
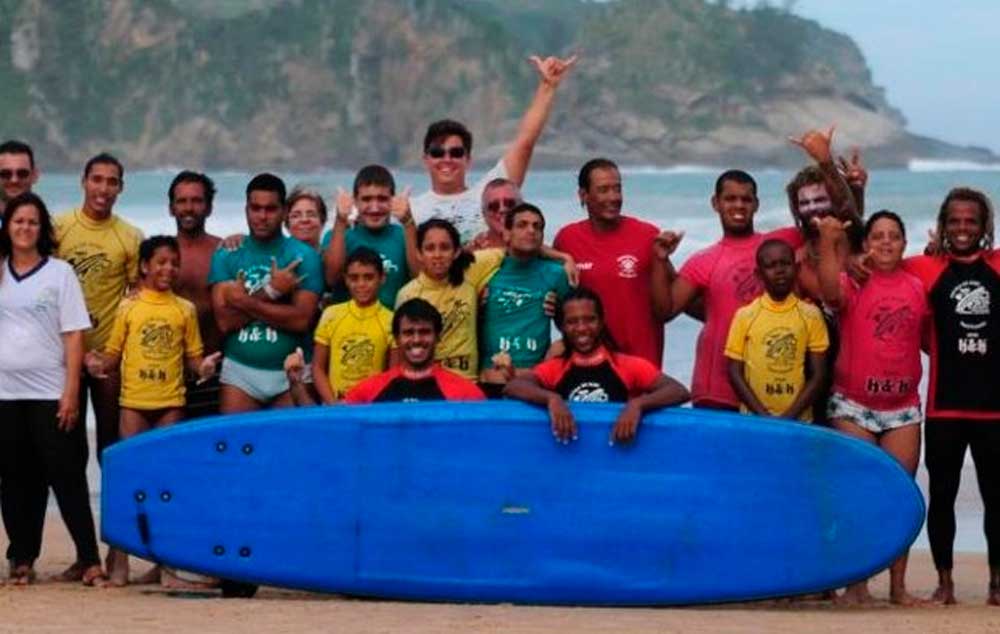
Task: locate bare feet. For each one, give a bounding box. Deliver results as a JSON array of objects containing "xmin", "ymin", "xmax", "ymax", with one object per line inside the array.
[
  {"xmin": 931, "ymin": 583, "xmax": 957, "ymax": 605},
  {"xmin": 106, "ymin": 550, "xmax": 129, "ymax": 587},
  {"xmin": 9, "ymin": 564, "xmax": 36, "ymax": 586},
  {"xmin": 160, "ymin": 567, "xmax": 219, "ymax": 590},
  {"xmin": 133, "ymin": 564, "xmax": 162, "ymax": 585},
  {"xmin": 890, "ymin": 589, "xmax": 931, "ymax": 606},
  {"xmin": 81, "ymin": 564, "xmax": 108, "ymax": 587},
  {"xmin": 836, "ymin": 583, "xmax": 874, "ymax": 606},
  {"xmin": 988, "ymin": 583, "xmax": 1000, "ymax": 606},
  {"xmin": 51, "ymin": 561, "xmax": 88, "ymax": 582}
]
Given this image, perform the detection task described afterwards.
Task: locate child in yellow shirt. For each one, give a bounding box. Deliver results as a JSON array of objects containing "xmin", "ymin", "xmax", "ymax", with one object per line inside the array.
[
  {"xmin": 311, "ymin": 247, "xmax": 396, "ymax": 402},
  {"xmin": 84, "ymin": 235, "xmax": 219, "ymax": 585},
  {"xmin": 725, "ymin": 239, "xmax": 829, "ymax": 421}
]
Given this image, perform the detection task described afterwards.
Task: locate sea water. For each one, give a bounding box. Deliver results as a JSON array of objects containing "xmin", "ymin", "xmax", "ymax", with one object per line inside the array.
[{"xmin": 38, "ymin": 165, "xmax": 998, "ymax": 553}]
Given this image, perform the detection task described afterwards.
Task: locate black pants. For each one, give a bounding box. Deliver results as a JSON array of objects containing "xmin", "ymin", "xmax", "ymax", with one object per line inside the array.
[
  {"xmin": 926, "ymin": 418, "xmax": 1000, "ymax": 571},
  {"xmin": 0, "ymin": 400, "xmax": 101, "ymax": 567},
  {"xmin": 77, "ymin": 371, "xmax": 121, "ymax": 465}
]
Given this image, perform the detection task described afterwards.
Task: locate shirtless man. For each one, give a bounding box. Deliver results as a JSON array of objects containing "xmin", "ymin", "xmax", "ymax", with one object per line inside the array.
[
  {"xmin": 168, "ymin": 171, "xmax": 222, "ymax": 419},
  {"xmin": 0, "ymin": 140, "xmax": 38, "ymax": 217},
  {"xmin": 411, "ymin": 54, "xmax": 576, "ymax": 242}
]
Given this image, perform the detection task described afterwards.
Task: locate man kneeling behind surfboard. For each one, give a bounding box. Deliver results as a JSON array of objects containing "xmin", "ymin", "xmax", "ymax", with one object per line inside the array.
[
  {"xmin": 505, "ymin": 288, "xmax": 689, "ymax": 444},
  {"xmin": 344, "ymin": 299, "xmax": 486, "ymax": 403}
]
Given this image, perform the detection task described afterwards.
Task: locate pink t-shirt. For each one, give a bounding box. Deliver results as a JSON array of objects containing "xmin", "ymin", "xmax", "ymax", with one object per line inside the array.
[
  {"xmin": 832, "ymin": 269, "xmax": 928, "ymax": 410},
  {"xmin": 553, "ymin": 216, "xmax": 662, "ymax": 366},
  {"xmin": 678, "ymin": 227, "xmax": 802, "ymax": 407}
]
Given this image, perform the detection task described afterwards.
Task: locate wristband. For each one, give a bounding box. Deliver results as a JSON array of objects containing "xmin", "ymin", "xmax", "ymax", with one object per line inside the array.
[{"xmin": 263, "ymin": 282, "xmax": 282, "ymax": 300}]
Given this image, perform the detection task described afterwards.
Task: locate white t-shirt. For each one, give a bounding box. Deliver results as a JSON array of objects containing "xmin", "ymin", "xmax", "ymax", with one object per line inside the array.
[
  {"xmin": 410, "ymin": 158, "xmax": 509, "ymax": 243},
  {"xmin": 0, "ymin": 257, "xmax": 92, "ymax": 400}
]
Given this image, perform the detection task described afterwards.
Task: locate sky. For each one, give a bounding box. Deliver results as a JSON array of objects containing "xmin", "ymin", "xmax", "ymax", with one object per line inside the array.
[{"xmin": 790, "ymin": 1, "xmax": 1000, "ymax": 155}]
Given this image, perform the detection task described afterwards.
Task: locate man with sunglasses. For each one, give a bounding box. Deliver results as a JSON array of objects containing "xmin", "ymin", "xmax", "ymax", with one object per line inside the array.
[
  {"xmin": 411, "ymin": 54, "xmax": 576, "ymax": 243},
  {"xmin": 467, "ymin": 178, "xmax": 523, "ymax": 251},
  {"xmin": 0, "ymin": 140, "xmax": 39, "ymax": 217}
]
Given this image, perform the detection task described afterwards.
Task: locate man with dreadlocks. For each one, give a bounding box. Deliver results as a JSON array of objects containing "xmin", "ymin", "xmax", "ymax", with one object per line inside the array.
[{"xmin": 904, "ymin": 187, "xmax": 1000, "ymax": 606}]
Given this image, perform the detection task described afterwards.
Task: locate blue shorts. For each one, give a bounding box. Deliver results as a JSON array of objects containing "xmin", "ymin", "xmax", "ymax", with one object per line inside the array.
[
  {"xmin": 827, "ymin": 392, "xmax": 922, "ymax": 434},
  {"xmin": 220, "ymin": 358, "xmax": 289, "ymax": 403}
]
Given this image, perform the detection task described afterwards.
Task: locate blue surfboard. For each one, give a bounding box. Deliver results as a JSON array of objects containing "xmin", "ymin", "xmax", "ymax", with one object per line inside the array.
[{"xmin": 101, "ymin": 402, "xmax": 924, "ymax": 605}]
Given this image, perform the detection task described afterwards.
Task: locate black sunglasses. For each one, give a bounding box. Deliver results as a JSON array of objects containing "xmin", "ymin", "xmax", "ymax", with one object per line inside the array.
[
  {"xmin": 0, "ymin": 168, "xmax": 31, "ymax": 181},
  {"xmin": 486, "ymin": 198, "xmax": 518, "ymax": 214},
  {"xmin": 426, "ymin": 146, "xmax": 467, "ymax": 159}
]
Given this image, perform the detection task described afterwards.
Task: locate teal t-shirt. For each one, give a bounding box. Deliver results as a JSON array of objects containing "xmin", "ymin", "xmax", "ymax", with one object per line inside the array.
[
  {"xmin": 321, "ymin": 223, "xmax": 409, "ymax": 309},
  {"xmin": 208, "ymin": 235, "xmax": 324, "ymax": 370},
  {"xmin": 480, "ymin": 256, "xmax": 571, "ymax": 370}
]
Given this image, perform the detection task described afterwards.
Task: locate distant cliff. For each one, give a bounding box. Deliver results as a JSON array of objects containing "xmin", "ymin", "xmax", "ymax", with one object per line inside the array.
[{"xmin": 1, "ymin": 0, "xmax": 993, "ymax": 170}]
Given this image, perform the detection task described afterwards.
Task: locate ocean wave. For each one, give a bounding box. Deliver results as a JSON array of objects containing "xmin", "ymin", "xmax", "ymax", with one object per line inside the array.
[
  {"xmin": 908, "ymin": 159, "xmax": 1000, "ymax": 172},
  {"xmin": 619, "ymin": 164, "xmax": 721, "ymax": 175}
]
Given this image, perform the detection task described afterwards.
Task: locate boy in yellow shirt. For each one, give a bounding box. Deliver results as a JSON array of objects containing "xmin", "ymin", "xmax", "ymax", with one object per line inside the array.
[
  {"xmin": 725, "ymin": 239, "xmax": 829, "ymax": 422},
  {"xmin": 85, "ymin": 236, "xmax": 219, "ymax": 585},
  {"xmin": 311, "ymin": 247, "xmax": 396, "ymax": 402}
]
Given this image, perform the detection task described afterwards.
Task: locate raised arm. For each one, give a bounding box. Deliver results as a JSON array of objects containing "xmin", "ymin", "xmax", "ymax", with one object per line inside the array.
[
  {"xmin": 390, "ymin": 187, "xmax": 422, "ymax": 276},
  {"xmin": 651, "ymin": 230, "xmax": 684, "ymax": 322},
  {"xmin": 814, "ymin": 216, "xmax": 850, "ymax": 309},
  {"xmin": 789, "ymin": 126, "xmax": 860, "ymax": 224},
  {"xmin": 502, "ymin": 54, "xmax": 578, "ymax": 186},
  {"xmin": 323, "ymin": 188, "xmax": 353, "ymax": 288}
]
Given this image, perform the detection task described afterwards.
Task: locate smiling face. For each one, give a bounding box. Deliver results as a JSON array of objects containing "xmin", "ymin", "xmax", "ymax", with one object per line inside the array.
[
  {"xmin": 796, "ymin": 183, "xmax": 833, "ymax": 222},
  {"xmin": 713, "ymin": 179, "xmax": 758, "ymax": 236},
  {"xmin": 560, "ymin": 298, "xmax": 603, "ymax": 355},
  {"xmin": 579, "ymin": 166, "xmax": 623, "ymax": 227},
  {"xmin": 170, "ymin": 180, "xmax": 211, "ymax": 236},
  {"xmin": 245, "ymin": 189, "xmax": 285, "ymax": 241},
  {"xmin": 81, "ymin": 162, "xmax": 123, "ymax": 220},
  {"xmin": 286, "ymin": 197, "xmax": 324, "ymax": 247},
  {"xmin": 397, "ymin": 316, "xmax": 438, "ymax": 370},
  {"xmin": 142, "ymin": 245, "xmax": 181, "ymax": 292},
  {"xmin": 6, "ymin": 203, "xmax": 41, "ymax": 253},
  {"xmin": 356, "ymin": 184, "xmax": 392, "ymax": 230},
  {"xmin": 344, "ymin": 260, "xmax": 383, "ymax": 307},
  {"xmin": 0, "ymin": 152, "xmax": 37, "ymax": 202},
  {"xmin": 482, "ymin": 183, "xmax": 521, "ymax": 235},
  {"xmin": 423, "ymin": 134, "xmax": 470, "ymax": 193},
  {"xmin": 418, "ymin": 226, "xmax": 459, "ymax": 281},
  {"xmin": 944, "ymin": 199, "xmax": 986, "ymax": 256},
  {"xmin": 864, "ymin": 216, "xmax": 906, "ymax": 271}
]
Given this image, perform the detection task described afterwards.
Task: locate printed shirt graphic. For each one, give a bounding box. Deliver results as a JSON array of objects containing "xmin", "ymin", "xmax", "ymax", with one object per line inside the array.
[
  {"xmin": 321, "ymin": 223, "xmax": 410, "ymax": 308},
  {"xmin": 553, "ymin": 216, "xmax": 663, "ymax": 365},
  {"xmin": 54, "ymin": 209, "xmax": 143, "ymax": 351},
  {"xmin": 104, "ymin": 288, "xmax": 203, "ymax": 409},
  {"xmin": 904, "ymin": 252, "xmax": 1000, "ymax": 418},
  {"xmin": 832, "ymin": 270, "xmax": 927, "ymax": 410},
  {"xmin": 410, "ymin": 159, "xmax": 508, "ymax": 243},
  {"xmin": 532, "ymin": 347, "xmax": 661, "ymax": 403},
  {"xmin": 724, "ymin": 293, "xmax": 829, "ymax": 421},
  {"xmin": 208, "ymin": 234, "xmax": 324, "ymax": 370},
  {"xmin": 678, "ymin": 227, "xmax": 803, "ymax": 407},
  {"xmin": 481, "ymin": 256, "xmax": 572, "ymax": 370},
  {"xmin": 394, "ymin": 248, "xmax": 504, "ymax": 379},
  {"xmin": 313, "ymin": 299, "xmax": 394, "ymax": 398}
]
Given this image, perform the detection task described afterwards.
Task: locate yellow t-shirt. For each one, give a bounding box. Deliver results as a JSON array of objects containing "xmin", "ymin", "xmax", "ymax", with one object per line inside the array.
[
  {"xmin": 394, "ymin": 248, "xmax": 503, "ymax": 379},
  {"xmin": 723, "ymin": 293, "xmax": 829, "ymax": 421},
  {"xmin": 54, "ymin": 209, "xmax": 143, "ymax": 351},
  {"xmin": 105, "ymin": 288, "xmax": 203, "ymax": 410},
  {"xmin": 313, "ymin": 300, "xmax": 395, "ymax": 399}
]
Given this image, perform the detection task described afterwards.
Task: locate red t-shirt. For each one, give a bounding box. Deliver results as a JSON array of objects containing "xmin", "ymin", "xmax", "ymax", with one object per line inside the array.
[
  {"xmin": 344, "ymin": 365, "xmax": 486, "ymax": 403},
  {"xmin": 532, "ymin": 347, "xmax": 661, "ymax": 402},
  {"xmin": 832, "ymin": 270, "xmax": 928, "ymax": 410},
  {"xmin": 904, "ymin": 252, "xmax": 1000, "ymax": 420},
  {"xmin": 678, "ymin": 227, "xmax": 803, "ymax": 407},
  {"xmin": 553, "ymin": 216, "xmax": 662, "ymax": 366}
]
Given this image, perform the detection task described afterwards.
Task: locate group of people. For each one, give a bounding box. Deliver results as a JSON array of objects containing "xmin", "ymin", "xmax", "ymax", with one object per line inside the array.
[{"xmin": 0, "ymin": 53, "xmax": 998, "ymax": 608}]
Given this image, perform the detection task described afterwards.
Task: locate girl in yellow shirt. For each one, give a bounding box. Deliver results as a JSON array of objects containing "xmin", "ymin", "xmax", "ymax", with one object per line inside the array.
[{"xmin": 84, "ymin": 235, "xmax": 219, "ymax": 586}]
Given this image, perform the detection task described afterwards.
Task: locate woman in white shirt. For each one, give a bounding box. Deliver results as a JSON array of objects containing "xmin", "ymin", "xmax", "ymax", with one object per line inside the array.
[{"xmin": 0, "ymin": 192, "xmax": 104, "ymax": 585}]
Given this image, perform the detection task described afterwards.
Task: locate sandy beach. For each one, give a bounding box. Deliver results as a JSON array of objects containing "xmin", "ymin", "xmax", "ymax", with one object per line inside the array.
[{"xmin": 1, "ymin": 512, "xmax": 997, "ymax": 633}]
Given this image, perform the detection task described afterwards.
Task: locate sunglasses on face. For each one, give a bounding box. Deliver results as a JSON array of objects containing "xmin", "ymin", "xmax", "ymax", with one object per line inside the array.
[
  {"xmin": 0, "ymin": 169, "xmax": 31, "ymax": 181},
  {"xmin": 426, "ymin": 146, "xmax": 467, "ymax": 160},
  {"xmin": 485, "ymin": 198, "xmax": 518, "ymax": 214}
]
